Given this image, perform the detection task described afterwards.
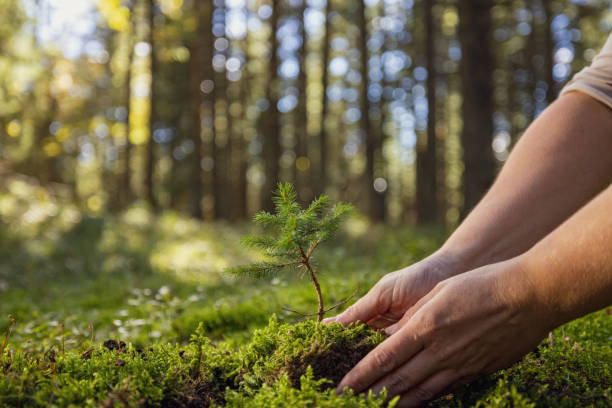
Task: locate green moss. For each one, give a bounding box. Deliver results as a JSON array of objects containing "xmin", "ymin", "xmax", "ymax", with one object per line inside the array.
[
  {"xmin": 238, "ymin": 316, "xmax": 384, "ymax": 390},
  {"xmin": 1, "ymin": 312, "xmax": 611, "ymax": 407},
  {"xmin": 221, "ymin": 367, "xmax": 398, "ymax": 408},
  {"xmin": 0, "ymin": 180, "xmax": 609, "ymax": 407}
]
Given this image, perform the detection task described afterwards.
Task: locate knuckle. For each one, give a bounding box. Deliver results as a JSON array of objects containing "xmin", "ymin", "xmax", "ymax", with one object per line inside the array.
[
  {"xmin": 380, "ymin": 271, "xmax": 397, "ymax": 285},
  {"xmin": 386, "ymin": 373, "xmax": 415, "ymax": 394},
  {"xmin": 410, "ymin": 385, "xmax": 435, "ymax": 402},
  {"xmin": 343, "ymin": 304, "xmax": 357, "ymax": 317},
  {"xmin": 426, "ymin": 340, "xmax": 446, "ymax": 358},
  {"xmin": 415, "ymin": 312, "xmax": 440, "ymax": 338},
  {"xmin": 371, "ymin": 348, "xmax": 396, "ymax": 373}
]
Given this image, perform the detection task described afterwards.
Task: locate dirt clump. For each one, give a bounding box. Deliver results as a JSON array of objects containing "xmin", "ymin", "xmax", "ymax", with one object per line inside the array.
[
  {"xmin": 161, "ymin": 377, "xmax": 226, "ymax": 408},
  {"xmin": 282, "ymin": 338, "xmax": 375, "ymax": 388},
  {"xmin": 103, "ymin": 339, "xmax": 127, "ymax": 352}
]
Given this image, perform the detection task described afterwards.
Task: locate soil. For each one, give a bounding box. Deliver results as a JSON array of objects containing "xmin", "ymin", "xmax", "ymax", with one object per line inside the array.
[
  {"xmin": 103, "ymin": 339, "xmax": 127, "ymax": 352},
  {"xmin": 280, "ymin": 337, "xmax": 376, "ymax": 388},
  {"xmin": 161, "ymin": 377, "xmax": 226, "ymax": 408}
]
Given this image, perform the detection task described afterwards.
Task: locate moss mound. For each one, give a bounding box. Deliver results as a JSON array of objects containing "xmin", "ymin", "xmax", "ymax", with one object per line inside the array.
[
  {"xmin": 0, "ymin": 318, "xmax": 387, "ymax": 407},
  {"xmin": 238, "ymin": 317, "xmax": 384, "ymax": 390},
  {"xmin": 1, "ymin": 313, "xmax": 610, "ymax": 407}
]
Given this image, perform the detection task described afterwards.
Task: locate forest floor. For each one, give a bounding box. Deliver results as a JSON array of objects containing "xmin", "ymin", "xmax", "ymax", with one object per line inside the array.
[{"xmin": 0, "ymin": 176, "xmax": 610, "ymax": 407}]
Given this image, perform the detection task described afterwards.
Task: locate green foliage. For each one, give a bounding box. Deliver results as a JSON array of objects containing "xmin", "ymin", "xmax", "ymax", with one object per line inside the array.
[
  {"xmin": 1, "ymin": 314, "xmax": 609, "ymax": 407},
  {"xmin": 238, "ymin": 316, "xmax": 384, "ymax": 392},
  {"xmin": 0, "ymin": 180, "xmax": 610, "ymax": 407},
  {"xmin": 227, "ymin": 183, "xmax": 353, "ymax": 278},
  {"xmin": 225, "ymin": 183, "xmax": 354, "ymax": 321},
  {"xmin": 221, "ymin": 367, "xmax": 398, "ymax": 408}
]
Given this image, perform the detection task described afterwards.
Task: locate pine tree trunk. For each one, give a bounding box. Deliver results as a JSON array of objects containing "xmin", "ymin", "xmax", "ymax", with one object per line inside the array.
[
  {"xmin": 295, "ymin": 0, "xmax": 310, "ymax": 202},
  {"xmin": 458, "ymin": 0, "xmax": 495, "ymax": 218},
  {"xmin": 416, "ymin": 0, "xmax": 438, "ymax": 224},
  {"xmin": 145, "ymin": 0, "xmax": 157, "ymax": 209},
  {"xmin": 543, "ymin": 0, "xmax": 555, "ymax": 103},
  {"xmin": 358, "ymin": 0, "xmax": 384, "ymax": 221},
  {"xmin": 212, "ymin": 0, "xmax": 231, "ymax": 220},
  {"xmin": 189, "ymin": 1, "xmax": 208, "ymax": 219},
  {"xmin": 262, "ymin": 0, "xmax": 281, "ymax": 212},
  {"xmin": 234, "ymin": 33, "xmax": 249, "ymax": 220},
  {"xmin": 317, "ymin": 0, "xmax": 332, "ymax": 197},
  {"xmin": 122, "ymin": 3, "xmax": 134, "ymax": 208}
]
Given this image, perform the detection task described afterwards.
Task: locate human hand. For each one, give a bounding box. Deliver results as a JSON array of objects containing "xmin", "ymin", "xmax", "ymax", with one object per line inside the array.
[
  {"xmin": 336, "ymin": 259, "xmax": 554, "ymax": 407},
  {"xmin": 323, "ymin": 251, "xmax": 463, "ymax": 329}
]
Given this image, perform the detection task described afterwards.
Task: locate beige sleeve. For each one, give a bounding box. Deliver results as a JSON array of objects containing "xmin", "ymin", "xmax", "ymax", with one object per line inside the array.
[{"xmin": 560, "ymin": 33, "xmax": 612, "ymax": 111}]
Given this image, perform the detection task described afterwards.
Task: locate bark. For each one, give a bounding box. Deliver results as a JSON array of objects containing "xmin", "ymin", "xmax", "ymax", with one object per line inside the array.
[
  {"xmin": 145, "ymin": 0, "xmax": 157, "ymax": 209},
  {"xmin": 212, "ymin": 0, "xmax": 231, "ymax": 219},
  {"xmin": 317, "ymin": 0, "xmax": 332, "ymax": 196},
  {"xmin": 234, "ymin": 34, "xmax": 249, "ymax": 220},
  {"xmin": 458, "ymin": 0, "xmax": 496, "ymax": 217},
  {"xmin": 262, "ymin": 0, "xmax": 281, "ymax": 212},
  {"xmin": 295, "ymin": 0, "xmax": 310, "ymax": 202},
  {"xmin": 358, "ymin": 0, "xmax": 384, "ymax": 221},
  {"xmin": 188, "ymin": 2, "xmax": 209, "ymax": 219},
  {"xmin": 122, "ymin": 2, "xmax": 134, "ymax": 207},
  {"xmin": 416, "ymin": 0, "xmax": 438, "ymax": 224},
  {"xmin": 543, "ymin": 0, "xmax": 555, "ymax": 103}
]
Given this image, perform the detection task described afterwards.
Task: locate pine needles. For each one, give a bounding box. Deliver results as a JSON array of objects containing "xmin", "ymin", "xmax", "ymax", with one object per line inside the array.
[{"xmin": 224, "ymin": 183, "xmax": 354, "ymax": 322}]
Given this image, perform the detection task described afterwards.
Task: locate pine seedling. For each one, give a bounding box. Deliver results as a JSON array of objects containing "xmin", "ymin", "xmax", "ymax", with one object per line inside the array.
[{"xmin": 225, "ymin": 183, "xmax": 354, "ymax": 322}]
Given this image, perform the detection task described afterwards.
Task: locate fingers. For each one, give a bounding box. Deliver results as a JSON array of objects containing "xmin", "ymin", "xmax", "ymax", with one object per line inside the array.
[
  {"xmin": 336, "ymin": 324, "xmax": 424, "ymax": 394},
  {"xmin": 385, "ymin": 289, "xmax": 436, "ymax": 336},
  {"xmin": 395, "ymin": 370, "xmax": 458, "ymax": 408},
  {"xmin": 369, "ymin": 349, "xmax": 438, "ymax": 397},
  {"xmin": 330, "ymin": 283, "xmax": 390, "ymax": 326}
]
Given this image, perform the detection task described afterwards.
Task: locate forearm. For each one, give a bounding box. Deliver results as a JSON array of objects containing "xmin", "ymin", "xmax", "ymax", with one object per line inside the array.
[
  {"xmin": 518, "ymin": 185, "xmax": 612, "ymax": 325},
  {"xmin": 439, "ymin": 92, "xmax": 612, "ymax": 272}
]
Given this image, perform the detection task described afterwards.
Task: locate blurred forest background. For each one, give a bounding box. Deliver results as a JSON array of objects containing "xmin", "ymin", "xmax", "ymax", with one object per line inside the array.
[{"xmin": 1, "ymin": 0, "xmax": 611, "ymax": 226}]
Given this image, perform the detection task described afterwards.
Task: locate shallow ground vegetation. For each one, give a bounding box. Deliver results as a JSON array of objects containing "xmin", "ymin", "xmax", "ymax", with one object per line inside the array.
[{"xmin": 0, "ymin": 177, "xmax": 610, "ymax": 407}]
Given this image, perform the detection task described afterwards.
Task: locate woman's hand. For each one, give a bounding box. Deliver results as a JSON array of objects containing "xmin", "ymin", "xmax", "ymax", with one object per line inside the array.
[
  {"xmin": 336, "ymin": 259, "xmax": 554, "ymax": 407},
  {"xmin": 324, "ymin": 251, "xmax": 465, "ymax": 329}
]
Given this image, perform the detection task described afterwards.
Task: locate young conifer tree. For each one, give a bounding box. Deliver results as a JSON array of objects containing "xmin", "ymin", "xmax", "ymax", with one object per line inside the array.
[{"xmin": 225, "ymin": 183, "xmax": 353, "ymax": 322}]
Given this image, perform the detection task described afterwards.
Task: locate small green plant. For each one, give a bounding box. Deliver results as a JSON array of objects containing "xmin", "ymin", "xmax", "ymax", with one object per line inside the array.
[{"xmin": 225, "ymin": 183, "xmax": 354, "ymax": 322}]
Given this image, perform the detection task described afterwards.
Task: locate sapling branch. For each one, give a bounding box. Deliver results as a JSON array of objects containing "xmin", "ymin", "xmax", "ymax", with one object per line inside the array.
[
  {"xmin": 224, "ymin": 183, "xmax": 354, "ymax": 323},
  {"xmin": 282, "ymin": 283, "xmax": 360, "ymax": 320}
]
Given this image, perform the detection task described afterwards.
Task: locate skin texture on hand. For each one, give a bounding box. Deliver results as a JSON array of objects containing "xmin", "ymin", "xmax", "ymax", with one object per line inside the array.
[
  {"xmin": 323, "ymin": 252, "xmax": 464, "ymax": 329},
  {"xmin": 334, "ymin": 185, "xmax": 612, "ymax": 407},
  {"xmin": 440, "ymin": 92, "xmax": 612, "ymax": 270},
  {"xmin": 325, "ymin": 92, "xmax": 612, "ymax": 407},
  {"xmin": 335, "ymin": 260, "xmax": 553, "ymax": 407}
]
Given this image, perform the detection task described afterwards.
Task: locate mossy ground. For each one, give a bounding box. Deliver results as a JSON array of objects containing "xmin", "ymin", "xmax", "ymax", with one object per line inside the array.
[{"xmin": 0, "ymin": 177, "xmax": 610, "ymax": 407}]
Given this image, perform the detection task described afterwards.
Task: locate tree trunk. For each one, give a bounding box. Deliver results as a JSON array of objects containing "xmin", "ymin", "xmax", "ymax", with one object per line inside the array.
[
  {"xmin": 145, "ymin": 0, "xmax": 157, "ymax": 209},
  {"xmin": 358, "ymin": 0, "xmax": 384, "ymax": 221},
  {"xmin": 542, "ymin": 0, "xmax": 555, "ymax": 103},
  {"xmin": 458, "ymin": 0, "xmax": 495, "ymax": 217},
  {"xmin": 416, "ymin": 0, "xmax": 438, "ymax": 224},
  {"xmin": 262, "ymin": 0, "xmax": 281, "ymax": 212},
  {"xmin": 317, "ymin": 0, "xmax": 332, "ymax": 197},
  {"xmin": 295, "ymin": 0, "xmax": 310, "ymax": 202},
  {"xmin": 189, "ymin": 1, "xmax": 209, "ymax": 219},
  {"xmin": 234, "ymin": 33, "xmax": 249, "ymax": 220},
  {"xmin": 212, "ymin": 0, "xmax": 232, "ymax": 220},
  {"xmin": 122, "ymin": 2, "xmax": 134, "ymax": 208}
]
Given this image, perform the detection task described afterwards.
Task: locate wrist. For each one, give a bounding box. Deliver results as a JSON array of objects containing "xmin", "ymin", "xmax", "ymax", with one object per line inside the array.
[
  {"xmin": 499, "ymin": 255, "xmax": 564, "ymax": 331},
  {"xmin": 425, "ymin": 248, "xmax": 472, "ymax": 281}
]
